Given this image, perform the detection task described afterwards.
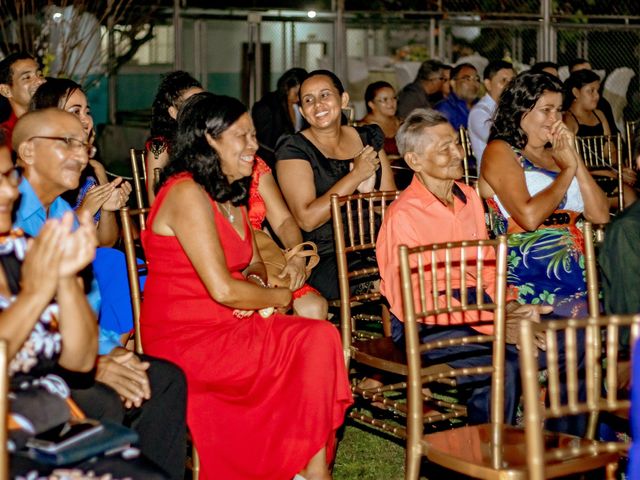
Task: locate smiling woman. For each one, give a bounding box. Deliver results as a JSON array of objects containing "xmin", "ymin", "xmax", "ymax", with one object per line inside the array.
[
  {"xmin": 275, "ymin": 69, "xmax": 396, "ymax": 300},
  {"xmin": 478, "ymin": 71, "xmax": 609, "ymax": 317},
  {"xmin": 141, "ymin": 91, "xmax": 352, "ymax": 480}
]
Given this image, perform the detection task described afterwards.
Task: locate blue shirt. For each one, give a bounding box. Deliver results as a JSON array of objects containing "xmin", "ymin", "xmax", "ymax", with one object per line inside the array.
[
  {"xmin": 467, "ymin": 93, "xmax": 497, "ymax": 166},
  {"xmin": 435, "ymin": 92, "xmax": 474, "ymax": 131},
  {"xmin": 15, "ymin": 178, "xmax": 79, "ymax": 234},
  {"xmin": 14, "ymin": 178, "xmax": 111, "ymax": 351}
]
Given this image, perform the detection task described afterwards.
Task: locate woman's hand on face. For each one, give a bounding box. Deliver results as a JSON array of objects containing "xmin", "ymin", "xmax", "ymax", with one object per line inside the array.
[
  {"xmin": 280, "ymin": 255, "xmax": 306, "ymax": 291},
  {"xmin": 549, "ymin": 120, "xmax": 579, "ymax": 172},
  {"xmin": 352, "ymin": 145, "xmax": 380, "ymax": 182}
]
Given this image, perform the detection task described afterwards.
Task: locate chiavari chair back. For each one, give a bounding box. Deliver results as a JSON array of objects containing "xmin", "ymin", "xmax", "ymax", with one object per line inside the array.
[{"xmin": 625, "ymin": 119, "xmax": 639, "ymax": 168}]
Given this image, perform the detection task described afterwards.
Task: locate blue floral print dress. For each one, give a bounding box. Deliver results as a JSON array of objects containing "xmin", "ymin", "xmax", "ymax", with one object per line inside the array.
[{"xmin": 488, "ymin": 148, "xmax": 588, "ymax": 318}]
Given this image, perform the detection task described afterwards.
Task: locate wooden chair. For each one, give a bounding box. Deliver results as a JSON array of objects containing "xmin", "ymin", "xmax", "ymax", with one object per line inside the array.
[
  {"xmin": 574, "ymin": 134, "xmax": 624, "ymax": 211},
  {"xmin": 331, "ymin": 190, "xmax": 407, "ymax": 435},
  {"xmin": 0, "ymin": 340, "xmax": 8, "ymax": 480},
  {"xmin": 583, "ymin": 221, "xmax": 601, "ymax": 319},
  {"xmin": 332, "ymin": 190, "xmax": 458, "ymax": 437},
  {"xmin": 458, "ymin": 126, "xmax": 475, "ymax": 186},
  {"xmin": 519, "ymin": 314, "xmax": 640, "ymax": 480},
  {"xmin": 625, "ymin": 118, "xmax": 639, "ymax": 168},
  {"xmin": 119, "ymin": 206, "xmax": 150, "ymax": 355},
  {"xmin": 129, "ymin": 148, "xmax": 161, "ymax": 209},
  {"xmin": 119, "ymin": 206, "xmax": 200, "ymax": 479},
  {"xmin": 401, "ymin": 235, "xmax": 510, "ymax": 479},
  {"xmin": 129, "ymin": 149, "xmax": 148, "ymax": 211}
]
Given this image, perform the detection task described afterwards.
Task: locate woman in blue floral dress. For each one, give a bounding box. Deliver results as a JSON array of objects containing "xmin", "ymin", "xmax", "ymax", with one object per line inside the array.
[{"xmin": 478, "ymin": 71, "xmax": 609, "ymax": 317}]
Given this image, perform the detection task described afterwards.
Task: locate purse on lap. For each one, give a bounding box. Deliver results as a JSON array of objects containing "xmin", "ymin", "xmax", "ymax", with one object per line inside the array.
[{"xmin": 253, "ymin": 229, "xmax": 319, "ymax": 288}]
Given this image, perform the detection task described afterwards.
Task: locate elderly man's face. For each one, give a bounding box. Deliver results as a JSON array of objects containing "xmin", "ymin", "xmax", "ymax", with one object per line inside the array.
[
  {"xmin": 409, "ymin": 122, "xmax": 464, "ymax": 182},
  {"xmin": 28, "ymin": 113, "xmax": 89, "ymax": 193}
]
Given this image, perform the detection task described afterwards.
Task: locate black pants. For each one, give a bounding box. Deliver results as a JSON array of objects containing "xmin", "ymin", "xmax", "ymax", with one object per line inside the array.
[{"xmin": 67, "ymin": 355, "xmax": 187, "ymax": 480}]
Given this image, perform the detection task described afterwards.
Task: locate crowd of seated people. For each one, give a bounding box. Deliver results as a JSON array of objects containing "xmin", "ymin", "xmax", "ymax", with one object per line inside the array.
[{"xmin": 2, "ymin": 45, "xmax": 640, "ymax": 479}]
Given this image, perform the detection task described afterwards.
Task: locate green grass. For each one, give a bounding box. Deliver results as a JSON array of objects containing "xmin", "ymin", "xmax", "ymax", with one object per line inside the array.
[
  {"xmin": 333, "ymin": 422, "xmax": 407, "ymax": 480},
  {"xmin": 333, "ymin": 420, "xmax": 470, "ymax": 480}
]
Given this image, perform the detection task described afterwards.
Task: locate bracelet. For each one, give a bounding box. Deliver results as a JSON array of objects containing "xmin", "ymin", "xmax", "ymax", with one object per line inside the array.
[{"xmin": 247, "ymin": 273, "xmax": 268, "ymax": 288}]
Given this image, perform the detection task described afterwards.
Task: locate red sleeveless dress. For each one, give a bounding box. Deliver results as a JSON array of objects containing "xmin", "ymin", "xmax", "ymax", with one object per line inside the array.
[{"xmin": 140, "ymin": 173, "xmax": 352, "ymax": 480}]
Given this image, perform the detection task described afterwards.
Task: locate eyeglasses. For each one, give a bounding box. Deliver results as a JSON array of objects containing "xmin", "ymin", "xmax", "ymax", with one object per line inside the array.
[
  {"xmin": 457, "ymin": 75, "xmax": 481, "ymax": 83},
  {"xmin": 29, "ymin": 136, "xmax": 97, "ymax": 158},
  {"xmin": 0, "ymin": 166, "xmax": 22, "ymax": 187}
]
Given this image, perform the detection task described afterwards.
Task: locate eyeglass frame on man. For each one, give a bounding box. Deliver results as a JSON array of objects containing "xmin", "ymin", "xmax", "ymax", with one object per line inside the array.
[{"xmin": 28, "ymin": 136, "xmax": 97, "ymax": 158}]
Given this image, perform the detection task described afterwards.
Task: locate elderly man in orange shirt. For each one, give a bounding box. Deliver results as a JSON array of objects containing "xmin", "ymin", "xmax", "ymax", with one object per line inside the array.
[{"xmin": 376, "ymin": 108, "xmax": 551, "ymax": 426}]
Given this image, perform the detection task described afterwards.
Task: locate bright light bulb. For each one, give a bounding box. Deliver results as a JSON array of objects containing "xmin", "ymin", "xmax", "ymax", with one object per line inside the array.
[
  {"xmin": 307, "ymin": 10, "xmax": 317, "ymax": 18},
  {"xmin": 52, "ymin": 12, "xmax": 63, "ymax": 22}
]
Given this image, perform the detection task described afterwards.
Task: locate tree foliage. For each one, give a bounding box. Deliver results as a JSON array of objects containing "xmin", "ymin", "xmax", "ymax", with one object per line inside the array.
[{"xmin": 0, "ymin": 0, "xmax": 161, "ymax": 86}]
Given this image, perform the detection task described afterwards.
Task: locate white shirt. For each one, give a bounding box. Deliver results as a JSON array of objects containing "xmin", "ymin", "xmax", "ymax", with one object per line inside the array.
[{"xmin": 467, "ymin": 94, "xmax": 497, "ymax": 167}]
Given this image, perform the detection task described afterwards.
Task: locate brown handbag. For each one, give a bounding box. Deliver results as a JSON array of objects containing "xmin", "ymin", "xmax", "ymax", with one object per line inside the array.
[{"xmin": 253, "ymin": 229, "xmax": 319, "ymax": 288}]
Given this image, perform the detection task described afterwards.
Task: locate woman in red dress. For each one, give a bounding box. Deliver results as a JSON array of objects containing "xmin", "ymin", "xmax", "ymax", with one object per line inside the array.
[
  {"xmin": 248, "ymin": 156, "xmax": 328, "ymax": 319},
  {"xmin": 140, "ymin": 92, "xmax": 352, "ymax": 480}
]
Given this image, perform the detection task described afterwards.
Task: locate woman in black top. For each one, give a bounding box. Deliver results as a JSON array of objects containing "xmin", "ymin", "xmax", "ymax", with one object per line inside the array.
[{"xmin": 275, "ymin": 70, "xmax": 396, "ymax": 299}]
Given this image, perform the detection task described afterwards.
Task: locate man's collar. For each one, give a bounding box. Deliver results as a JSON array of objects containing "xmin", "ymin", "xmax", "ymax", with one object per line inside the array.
[{"xmin": 408, "ymin": 175, "xmax": 468, "ymax": 207}]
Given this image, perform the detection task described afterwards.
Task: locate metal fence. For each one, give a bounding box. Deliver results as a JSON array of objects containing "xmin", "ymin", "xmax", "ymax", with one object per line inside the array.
[{"xmin": 169, "ymin": 3, "xmax": 640, "ymax": 123}]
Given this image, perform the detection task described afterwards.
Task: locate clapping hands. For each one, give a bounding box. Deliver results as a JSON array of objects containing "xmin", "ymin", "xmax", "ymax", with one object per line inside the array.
[
  {"xmin": 80, "ymin": 177, "xmax": 132, "ymax": 216},
  {"xmin": 21, "ymin": 211, "xmax": 97, "ymax": 301}
]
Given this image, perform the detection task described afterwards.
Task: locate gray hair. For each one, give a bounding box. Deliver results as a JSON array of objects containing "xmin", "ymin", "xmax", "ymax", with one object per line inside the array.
[{"xmin": 396, "ymin": 108, "xmax": 449, "ymax": 157}]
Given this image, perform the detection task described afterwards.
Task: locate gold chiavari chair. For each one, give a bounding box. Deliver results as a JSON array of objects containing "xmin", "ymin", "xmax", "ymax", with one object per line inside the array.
[
  {"xmin": 119, "ymin": 206, "xmax": 200, "ymax": 479},
  {"xmin": 574, "ymin": 134, "xmax": 625, "ymax": 211},
  {"xmin": 129, "ymin": 149, "xmax": 161, "ymax": 209},
  {"xmin": 625, "ymin": 119, "xmax": 639, "ymax": 168},
  {"xmin": 520, "ymin": 314, "xmax": 640, "ymax": 480},
  {"xmin": 331, "ymin": 191, "xmax": 407, "ymax": 436},
  {"xmin": 583, "ymin": 221, "xmax": 601, "ymax": 320},
  {"xmin": 129, "ymin": 149, "xmax": 147, "ymax": 211},
  {"xmin": 458, "ymin": 126, "xmax": 473, "ymax": 186},
  {"xmin": 402, "ymin": 236, "xmax": 510, "ymax": 479}
]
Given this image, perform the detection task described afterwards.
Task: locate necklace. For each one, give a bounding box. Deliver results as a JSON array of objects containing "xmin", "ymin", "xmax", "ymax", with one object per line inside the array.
[{"xmin": 220, "ymin": 202, "xmax": 235, "ymax": 222}]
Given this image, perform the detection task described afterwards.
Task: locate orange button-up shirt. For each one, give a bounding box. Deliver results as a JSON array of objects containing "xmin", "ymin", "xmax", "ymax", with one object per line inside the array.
[{"xmin": 377, "ymin": 176, "xmax": 498, "ymax": 333}]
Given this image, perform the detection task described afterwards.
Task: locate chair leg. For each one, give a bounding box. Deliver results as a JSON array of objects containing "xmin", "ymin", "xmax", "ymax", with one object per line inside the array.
[
  {"xmin": 192, "ymin": 445, "xmax": 200, "ymax": 479},
  {"xmin": 606, "ymin": 461, "xmax": 618, "ymax": 480},
  {"xmin": 404, "ymin": 444, "xmax": 421, "ymax": 480}
]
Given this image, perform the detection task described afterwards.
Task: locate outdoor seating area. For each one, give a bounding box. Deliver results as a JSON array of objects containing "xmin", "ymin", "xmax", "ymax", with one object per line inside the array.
[{"xmin": 2, "ymin": 1, "xmax": 640, "ymax": 479}]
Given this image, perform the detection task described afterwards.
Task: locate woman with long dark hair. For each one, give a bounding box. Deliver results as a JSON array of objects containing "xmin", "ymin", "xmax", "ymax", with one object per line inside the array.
[
  {"xmin": 275, "ymin": 69, "xmax": 396, "ymax": 299},
  {"xmin": 479, "ymin": 71, "xmax": 609, "ymax": 317},
  {"xmin": 146, "ymin": 71, "xmax": 203, "ymax": 204},
  {"xmin": 141, "ymin": 92, "xmax": 352, "ymax": 480}
]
